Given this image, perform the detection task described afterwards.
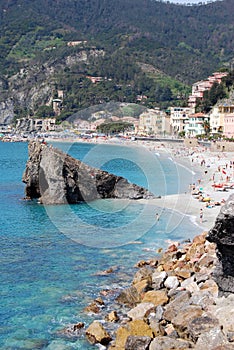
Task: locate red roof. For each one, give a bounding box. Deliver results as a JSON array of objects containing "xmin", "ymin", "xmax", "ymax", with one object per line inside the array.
[{"xmin": 189, "ymin": 113, "xmax": 205, "ymax": 118}]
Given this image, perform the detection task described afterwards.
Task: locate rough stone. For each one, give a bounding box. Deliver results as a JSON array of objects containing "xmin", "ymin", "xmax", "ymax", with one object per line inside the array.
[
  {"xmin": 193, "ymin": 233, "xmax": 206, "ymax": 245},
  {"xmin": 213, "ymin": 346, "xmax": 234, "ymax": 350},
  {"xmin": 114, "ymin": 320, "xmax": 153, "ymax": 349},
  {"xmin": 22, "ymin": 141, "xmax": 154, "ymax": 204},
  {"xmin": 154, "ymin": 305, "xmax": 164, "ymax": 322},
  {"xmin": 194, "ymin": 327, "xmax": 228, "ymax": 350},
  {"xmin": 175, "ymin": 267, "xmax": 192, "ymax": 279},
  {"xmin": 164, "ymin": 276, "xmax": 180, "ymax": 290},
  {"xmin": 85, "ymin": 321, "xmax": 112, "ymax": 345},
  {"xmin": 134, "ymin": 279, "xmax": 152, "ymax": 294},
  {"xmin": 194, "ymin": 272, "xmax": 209, "ymax": 284},
  {"xmin": 186, "ymin": 242, "xmax": 205, "ymax": 262},
  {"xmin": 198, "ymin": 253, "xmax": 216, "ymax": 268},
  {"xmin": 182, "ymin": 281, "xmax": 200, "ymax": 294},
  {"xmin": 151, "ymin": 271, "xmax": 167, "ymax": 290},
  {"xmin": 125, "ymin": 335, "xmax": 152, "ymax": 350},
  {"xmin": 127, "ymin": 302, "xmax": 155, "ymax": 321},
  {"xmin": 164, "ymin": 323, "xmax": 178, "ymax": 338},
  {"xmin": 116, "ymin": 286, "xmax": 141, "ymax": 307},
  {"xmin": 189, "ymin": 290, "xmax": 215, "ymax": 310},
  {"xmin": 163, "ymin": 291, "xmax": 191, "ymax": 322},
  {"xmin": 209, "ymin": 294, "xmax": 234, "ymax": 333},
  {"xmin": 85, "ymin": 227, "xmax": 234, "ymax": 350},
  {"xmin": 171, "ymin": 305, "xmax": 203, "ymax": 336},
  {"xmin": 187, "ymin": 314, "xmax": 220, "ymax": 341},
  {"xmin": 148, "ymin": 318, "xmax": 165, "ymax": 337},
  {"xmin": 199, "ymin": 279, "xmax": 219, "ymax": 297},
  {"xmin": 149, "ymin": 336, "xmax": 193, "ymax": 350},
  {"xmin": 181, "ymin": 276, "xmax": 200, "ymax": 293},
  {"xmin": 142, "ymin": 290, "xmax": 168, "ymax": 306},
  {"xmin": 95, "ymin": 296, "xmax": 105, "ymax": 305},
  {"xmin": 84, "ymin": 302, "xmax": 100, "ymax": 314},
  {"xmin": 133, "ymin": 267, "xmax": 153, "ymax": 284},
  {"xmin": 105, "ymin": 311, "xmax": 119, "ymax": 322},
  {"xmin": 206, "ymin": 194, "xmax": 234, "ymax": 294}
]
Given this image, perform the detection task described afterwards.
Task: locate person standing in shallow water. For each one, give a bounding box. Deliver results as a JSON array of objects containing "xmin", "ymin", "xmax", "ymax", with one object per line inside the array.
[
  {"xmin": 155, "ymin": 213, "xmax": 160, "ymax": 221},
  {"xmin": 200, "ymin": 208, "xmax": 203, "ymax": 223}
]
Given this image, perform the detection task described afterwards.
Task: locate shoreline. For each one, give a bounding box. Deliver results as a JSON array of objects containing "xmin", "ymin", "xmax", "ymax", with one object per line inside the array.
[
  {"xmin": 39, "ymin": 136, "xmax": 234, "ymax": 231},
  {"xmin": 79, "ymin": 141, "xmax": 234, "ymax": 348},
  {"xmin": 138, "ymin": 140, "xmax": 234, "ymax": 231},
  {"xmin": 8, "ymin": 134, "xmax": 233, "ymax": 240}
]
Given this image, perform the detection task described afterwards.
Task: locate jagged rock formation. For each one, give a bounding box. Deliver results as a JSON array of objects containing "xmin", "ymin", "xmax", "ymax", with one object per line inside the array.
[
  {"xmin": 207, "ymin": 194, "xmax": 234, "ymax": 295},
  {"xmin": 1, "ymin": 49, "xmax": 105, "ymax": 124},
  {"xmin": 22, "ymin": 141, "xmax": 154, "ymax": 204},
  {"xmin": 0, "ymin": 99, "xmax": 14, "ymax": 125}
]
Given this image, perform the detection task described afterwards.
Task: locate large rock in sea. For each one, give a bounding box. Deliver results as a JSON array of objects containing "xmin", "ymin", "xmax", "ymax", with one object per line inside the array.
[
  {"xmin": 22, "ymin": 141, "xmax": 154, "ymax": 204},
  {"xmin": 206, "ymin": 194, "xmax": 234, "ymax": 294}
]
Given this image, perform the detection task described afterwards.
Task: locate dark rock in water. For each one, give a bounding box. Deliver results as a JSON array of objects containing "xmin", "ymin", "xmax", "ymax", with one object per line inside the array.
[
  {"xmin": 56, "ymin": 322, "xmax": 85, "ymax": 338},
  {"xmin": 22, "ymin": 141, "xmax": 155, "ymax": 204},
  {"xmin": 206, "ymin": 194, "xmax": 234, "ymax": 295},
  {"xmin": 84, "ymin": 301, "xmax": 100, "ymax": 314}
]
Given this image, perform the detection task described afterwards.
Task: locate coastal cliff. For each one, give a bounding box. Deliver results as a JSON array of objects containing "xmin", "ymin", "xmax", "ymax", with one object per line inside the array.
[
  {"xmin": 22, "ymin": 141, "xmax": 154, "ymax": 204},
  {"xmin": 207, "ymin": 194, "xmax": 234, "ymax": 295}
]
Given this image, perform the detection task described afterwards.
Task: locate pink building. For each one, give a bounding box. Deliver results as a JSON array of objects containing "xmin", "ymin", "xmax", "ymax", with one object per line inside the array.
[
  {"xmin": 188, "ymin": 72, "xmax": 228, "ymax": 108},
  {"xmin": 222, "ymin": 105, "xmax": 234, "ymax": 138}
]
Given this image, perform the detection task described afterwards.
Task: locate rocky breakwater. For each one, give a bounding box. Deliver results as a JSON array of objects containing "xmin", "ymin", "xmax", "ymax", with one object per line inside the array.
[
  {"xmin": 81, "ymin": 230, "xmax": 234, "ymax": 350},
  {"xmin": 207, "ymin": 194, "xmax": 234, "ymax": 295},
  {"xmin": 22, "ymin": 141, "xmax": 154, "ymax": 204}
]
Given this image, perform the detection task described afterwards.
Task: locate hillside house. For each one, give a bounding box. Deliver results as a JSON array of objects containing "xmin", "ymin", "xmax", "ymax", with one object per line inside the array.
[
  {"xmin": 169, "ymin": 106, "xmax": 194, "ymax": 135},
  {"xmin": 188, "ymin": 72, "xmax": 228, "ymax": 108},
  {"xmin": 184, "ymin": 112, "xmax": 208, "ymax": 137},
  {"xmin": 16, "ymin": 118, "xmax": 56, "ymax": 132},
  {"xmin": 209, "ymin": 106, "xmax": 223, "ymax": 134}
]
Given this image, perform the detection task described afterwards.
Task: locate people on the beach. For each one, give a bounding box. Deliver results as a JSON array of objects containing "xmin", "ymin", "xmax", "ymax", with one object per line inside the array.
[
  {"xmin": 155, "ymin": 213, "xmax": 160, "ymax": 221},
  {"xmin": 199, "ymin": 208, "xmax": 203, "ymax": 223}
]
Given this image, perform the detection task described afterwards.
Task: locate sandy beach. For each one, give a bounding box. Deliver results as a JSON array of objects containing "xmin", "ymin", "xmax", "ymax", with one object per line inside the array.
[
  {"xmin": 47, "ymin": 135, "xmax": 234, "ymax": 231},
  {"xmin": 138, "ymin": 140, "xmax": 234, "ymax": 231}
]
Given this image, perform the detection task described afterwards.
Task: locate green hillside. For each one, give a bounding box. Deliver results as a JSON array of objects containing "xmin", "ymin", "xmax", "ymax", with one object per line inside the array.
[{"xmin": 0, "ymin": 0, "xmax": 233, "ymax": 120}]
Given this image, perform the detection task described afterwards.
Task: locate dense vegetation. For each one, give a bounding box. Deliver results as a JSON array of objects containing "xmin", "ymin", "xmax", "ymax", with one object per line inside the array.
[
  {"xmin": 0, "ymin": 0, "xmax": 234, "ymax": 120},
  {"xmin": 54, "ymin": 50, "xmax": 189, "ymax": 120},
  {"xmin": 96, "ymin": 121, "xmax": 133, "ymax": 135}
]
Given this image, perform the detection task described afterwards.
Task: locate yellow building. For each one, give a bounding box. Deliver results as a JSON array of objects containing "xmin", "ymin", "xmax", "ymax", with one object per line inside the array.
[{"xmin": 138, "ymin": 109, "xmax": 168, "ymax": 136}]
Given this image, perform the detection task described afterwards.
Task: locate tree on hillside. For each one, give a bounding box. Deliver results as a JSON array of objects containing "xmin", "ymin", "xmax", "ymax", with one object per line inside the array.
[
  {"xmin": 203, "ymin": 120, "xmax": 210, "ymax": 136},
  {"xmin": 223, "ymin": 70, "xmax": 234, "ymax": 91},
  {"xmin": 97, "ymin": 121, "xmax": 133, "ymax": 135},
  {"xmin": 35, "ymin": 105, "xmax": 55, "ymax": 118},
  {"xmin": 198, "ymin": 82, "xmax": 227, "ymax": 113}
]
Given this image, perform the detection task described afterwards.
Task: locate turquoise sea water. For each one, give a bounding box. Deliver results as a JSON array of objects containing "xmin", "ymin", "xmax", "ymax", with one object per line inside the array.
[{"xmin": 0, "ymin": 141, "xmax": 201, "ymax": 349}]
